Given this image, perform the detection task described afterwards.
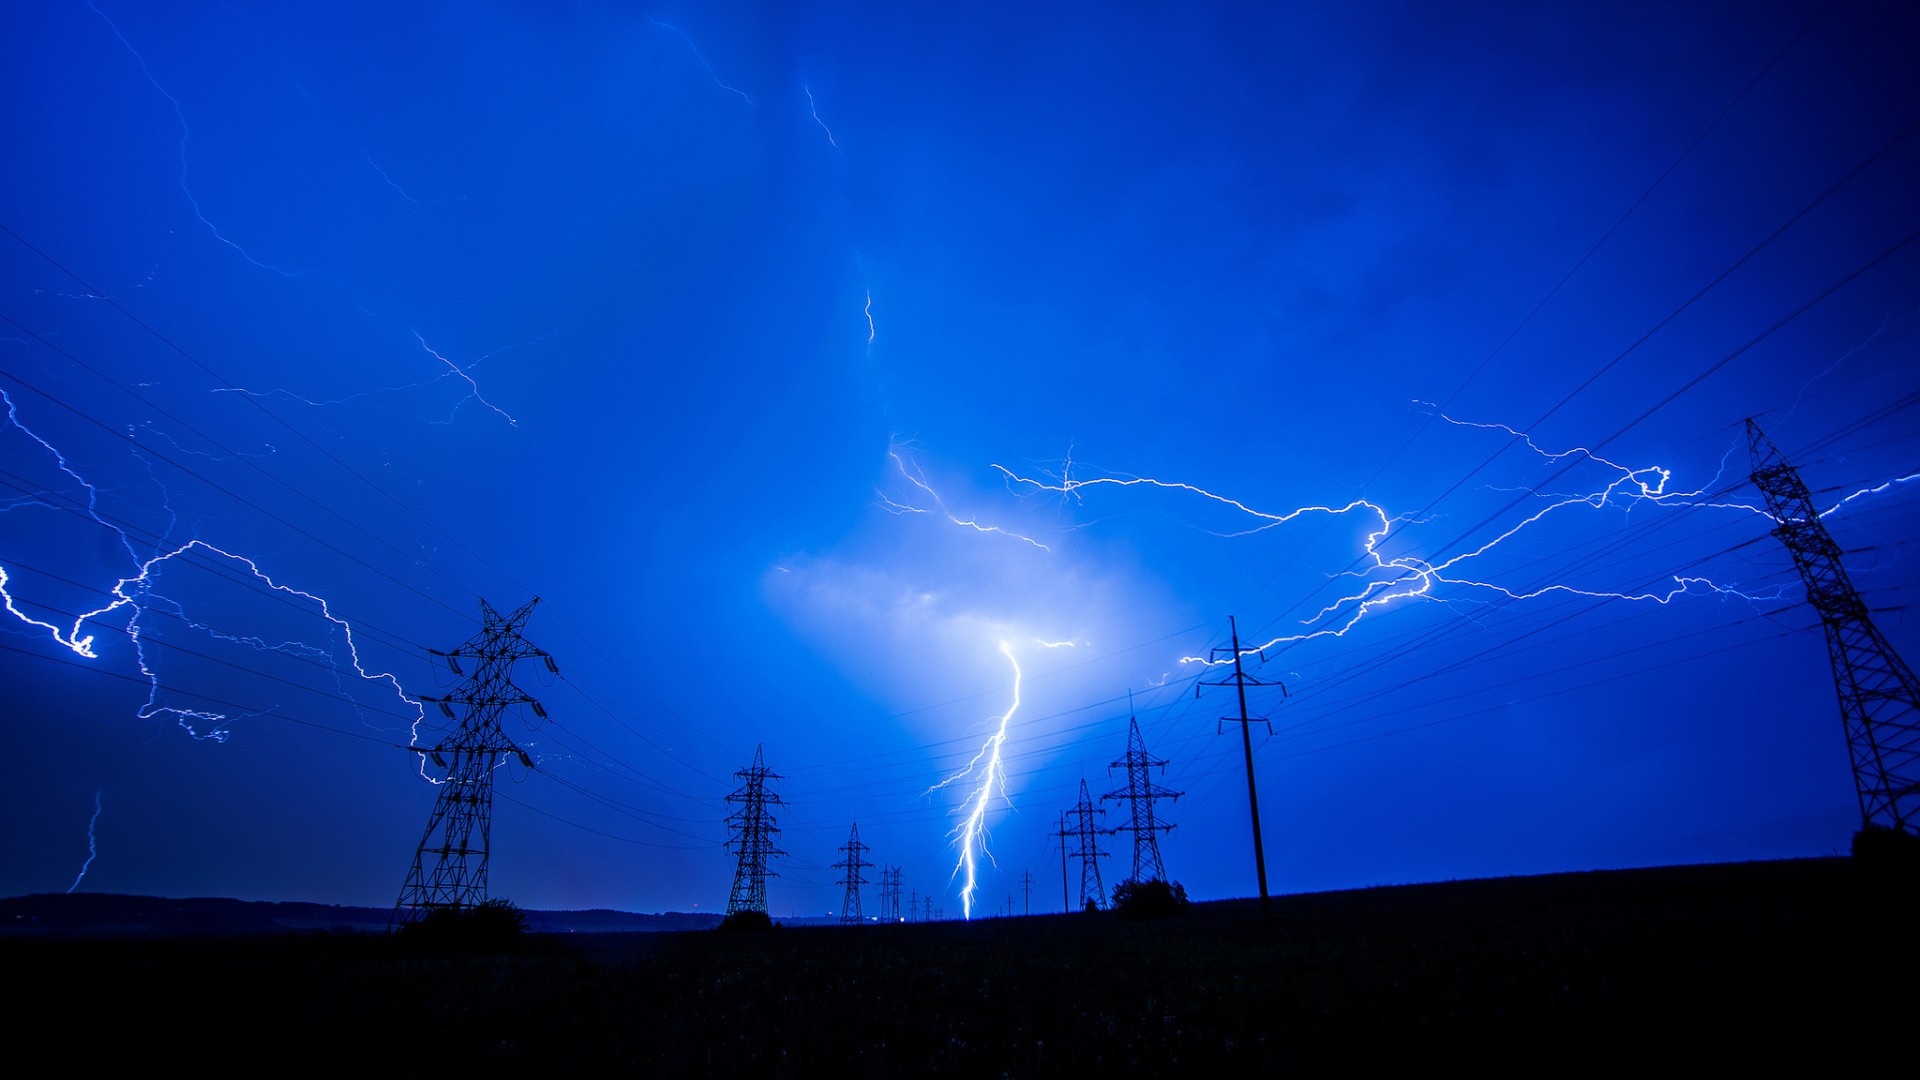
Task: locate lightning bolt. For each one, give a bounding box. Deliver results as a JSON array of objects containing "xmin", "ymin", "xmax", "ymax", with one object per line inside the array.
[
  {"xmin": 84, "ymin": 0, "xmax": 299, "ymax": 276},
  {"xmin": 881, "ymin": 442, "xmax": 1050, "ymax": 550},
  {"xmin": 65, "ymin": 789, "xmax": 103, "ymax": 894},
  {"xmin": 992, "ymin": 413, "xmax": 1832, "ymax": 665},
  {"xmin": 927, "ymin": 640, "xmax": 1021, "ymax": 920},
  {"xmin": 648, "ymin": 18, "xmax": 754, "ymax": 106},
  {"xmin": 805, "ymin": 84, "xmax": 839, "ymax": 148},
  {"xmin": 411, "ymin": 332, "xmax": 520, "ymax": 427},
  {"xmin": 0, "ymin": 387, "xmax": 423, "ymax": 741}
]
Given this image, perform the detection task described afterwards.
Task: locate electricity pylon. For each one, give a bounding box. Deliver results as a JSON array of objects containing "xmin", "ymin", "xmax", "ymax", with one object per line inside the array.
[
  {"xmin": 876, "ymin": 864, "xmax": 903, "ymax": 922},
  {"xmin": 393, "ymin": 597, "xmax": 554, "ymax": 928},
  {"xmin": 834, "ymin": 822, "xmax": 870, "ymax": 925},
  {"xmin": 1749, "ymin": 420, "xmax": 1920, "ymax": 833},
  {"xmin": 1102, "ymin": 715, "xmax": 1183, "ymax": 883},
  {"xmin": 1201, "ymin": 615, "xmax": 1285, "ymax": 919},
  {"xmin": 1063, "ymin": 778, "xmax": 1109, "ymax": 909},
  {"xmin": 725, "ymin": 745, "xmax": 784, "ymax": 915},
  {"xmin": 1020, "ymin": 869, "xmax": 1033, "ymax": 916}
]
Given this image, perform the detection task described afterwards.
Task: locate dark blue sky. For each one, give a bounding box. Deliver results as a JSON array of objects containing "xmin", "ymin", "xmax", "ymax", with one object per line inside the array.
[{"xmin": 3, "ymin": 1, "xmax": 1917, "ymax": 918}]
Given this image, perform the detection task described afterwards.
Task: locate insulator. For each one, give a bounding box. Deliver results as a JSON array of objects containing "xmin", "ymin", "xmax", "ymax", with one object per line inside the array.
[
  {"xmin": 430, "ymin": 751, "xmax": 448, "ymax": 769},
  {"xmin": 530, "ymin": 700, "xmax": 547, "ymax": 719},
  {"xmin": 517, "ymin": 750, "xmax": 535, "ymax": 769},
  {"xmin": 447, "ymin": 656, "xmax": 463, "ymax": 675},
  {"xmin": 438, "ymin": 701, "xmax": 455, "ymax": 718},
  {"xmin": 543, "ymin": 654, "xmax": 558, "ymax": 674}
]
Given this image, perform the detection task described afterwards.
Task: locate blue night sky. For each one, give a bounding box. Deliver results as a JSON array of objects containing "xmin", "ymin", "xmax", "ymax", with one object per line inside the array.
[{"xmin": 3, "ymin": 1, "xmax": 1917, "ymax": 919}]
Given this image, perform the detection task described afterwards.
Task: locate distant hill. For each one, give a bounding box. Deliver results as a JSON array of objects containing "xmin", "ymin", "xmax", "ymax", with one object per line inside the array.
[
  {"xmin": 0, "ymin": 892, "xmax": 719, "ymax": 937},
  {"xmin": 4, "ymin": 858, "xmax": 1912, "ymax": 1072}
]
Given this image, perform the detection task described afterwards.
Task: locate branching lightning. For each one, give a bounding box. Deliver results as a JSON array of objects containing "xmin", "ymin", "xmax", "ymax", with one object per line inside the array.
[
  {"xmin": 412, "ymin": 333, "xmax": 519, "ymax": 427},
  {"xmin": 926, "ymin": 641, "xmax": 1022, "ymax": 920},
  {"xmin": 65, "ymin": 789, "xmax": 104, "ymax": 893},
  {"xmin": 987, "ymin": 411, "xmax": 1898, "ymax": 664},
  {"xmin": 880, "ymin": 442, "xmax": 1050, "ymax": 550},
  {"xmin": 210, "ymin": 331, "xmax": 548, "ymax": 426},
  {"xmin": 0, "ymin": 387, "xmax": 422, "ymax": 741}
]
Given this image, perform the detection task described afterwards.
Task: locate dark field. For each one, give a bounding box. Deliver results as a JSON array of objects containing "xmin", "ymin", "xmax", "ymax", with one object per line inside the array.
[{"xmin": 10, "ymin": 859, "xmax": 1908, "ymax": 1074}]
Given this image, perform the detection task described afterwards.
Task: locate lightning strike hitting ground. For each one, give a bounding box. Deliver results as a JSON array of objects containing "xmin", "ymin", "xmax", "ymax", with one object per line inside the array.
[
  {"xmin": 926, "ymin": 641, "xmax": 1022, "ymax": 920},
  {"xmin": 65, "ymin": 789, "xmax": 103, "ymax": 893}
]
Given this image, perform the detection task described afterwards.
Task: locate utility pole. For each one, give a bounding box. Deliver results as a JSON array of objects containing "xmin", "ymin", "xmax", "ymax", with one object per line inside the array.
[
  {"xmin": 1102, "ymin": 715, "xmax": 1183, "ymax": 884},
  {"xmin": 725, "ymin": 745, "xmax": 785, "ymax": 915},
  {"xmin": 1749, "ymin": 421, "xmax": 1920, "ymax": 833},
  {"xmin": 834, "ymin": 822, "xmax": 870, "ymax": 925},
  {"xmin": 1064, "ymin": 778, "xmax": 1110, "ymax": 909},
  {"xmin": 393, "ymin": 597, "xmax": 553, "ymax": 928},
  {"xmin": 1200, "ymin": 615, "xmax": 1286, "ymax": 919}
]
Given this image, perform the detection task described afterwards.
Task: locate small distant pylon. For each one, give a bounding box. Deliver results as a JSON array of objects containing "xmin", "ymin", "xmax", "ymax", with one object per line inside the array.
[
  {"xmin": 876, "ymin": 864, "xmax": 903, "ymax": 922},
  {"xmin": 392, "ymin": 597, "xmax": 553, "ymax": 929},
  {"xmin": 1102, "ymin": 715, "xmax": 1183, "ymax": 883},
  {"xmin": 1063, "ymin": 778, "xmax": 1109, "ymax": 909},
  {"xmin": 1749, "ymin": 421, "xmax": 1920, "ymax": 833},
  {"xmin": 1020, "ymin": 869, "xmax": 1033, "ymax": 916},
  {"xmin": 834, "ymin": 822, "xmax": 870, "ymax": 925},
  {"xmin": 725, "ymin": 745, "xmax": 785, "ymax": 915},
  {"xmin": 907, "ymin": 886, "xmax": 919, "ymax": 922}
]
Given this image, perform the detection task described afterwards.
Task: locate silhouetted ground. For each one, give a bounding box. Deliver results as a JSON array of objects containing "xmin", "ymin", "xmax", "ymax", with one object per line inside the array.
[{"xmin": 8, "ymin": 858, "xmax": 1909, "ymax": 1074}]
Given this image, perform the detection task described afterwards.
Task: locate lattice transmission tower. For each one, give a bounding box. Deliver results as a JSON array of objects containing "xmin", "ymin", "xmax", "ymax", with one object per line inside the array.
[
  {"xmin": 1062, "ymin": 778, "xmax": 1109, "ymax": 909},
  {"xmin": 1102, "ymin": 715, "xmax": 1183, "ymax": 883},
  {"xmin": 1749, "ymin": 420, "xmax": 1920, "ymax": 834},
  {"xmin": 879, "ymin": 865, "xmax": 903, "ymax": 922},
  {"xmin": 835, "ymin": 822, "xmax": 870, "ymax": 924},
  {"xmin": 393, "ymin": 597, "xmax": 555, "ymax": 927},
  {"xmin": 725, "ymin": 744, "xmax": 785, "ymax": 915}
]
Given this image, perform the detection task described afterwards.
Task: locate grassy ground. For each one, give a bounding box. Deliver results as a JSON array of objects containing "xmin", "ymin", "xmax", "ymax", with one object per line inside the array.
[{"xmin": 9, "ymin": 858, "xmax": 1910, "ymax": 1074}]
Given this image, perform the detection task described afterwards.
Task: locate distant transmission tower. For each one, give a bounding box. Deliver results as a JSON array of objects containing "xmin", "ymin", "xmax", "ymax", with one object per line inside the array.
[
  {"xmin": 1749, "ymin": 420, "xmax": 1920, "ymax": 834},
  {"xmin": 725, "ymin": 745, "xmax": 785, "ymax": 915},
  {"xmin": 1201, "ymin": 615, "xmax": 1285, "ymax": 919},
  {"xmin": 907, "ymin": 886, "xmax": 919, "ymax": 922},
  {"xmin": 887, "ymin": 866, "xmax": 904, "ymax": 922},
  {"xmin": 1063, "ymin": 778, "xmax": 1109, "ymax": 909},
  {"xmin": 834, "ymin": 822, "xmax": 870, "ymax": 925},
  {"xmin": 1102, "ymin": 715, "xmax": 1183, "ymax": 883},
  {"xmin": 393, "ymin": 597, "xmax": 554, "ymax": 927},
  {"xmin": 1020, "ymin": 869, "xmax": 1033, "ymax": 916}
]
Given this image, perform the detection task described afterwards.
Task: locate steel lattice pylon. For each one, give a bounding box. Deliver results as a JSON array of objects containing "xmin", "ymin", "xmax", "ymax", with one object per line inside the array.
[
  {"xmin": 392, "ymin": 597, "xmax": 554, "ymax": 928},
  {"xmin": 1102, "ymin": 716, "xmax": 1183, "ymax": 884},
  {"xmin": 725, "ymin": 744, "xmax": 784, "ymax": 915},
  {"xmin": 833, "ymin": 822, "xmax": 870, "ymax": 925},
  {"xmin": 1749, "ymin": 420, "xmax": 1920, "ymax": 834},
  {"xmin": 1064, "ymin": 778, "xmax": 1109, "ymax": 909}
]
